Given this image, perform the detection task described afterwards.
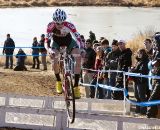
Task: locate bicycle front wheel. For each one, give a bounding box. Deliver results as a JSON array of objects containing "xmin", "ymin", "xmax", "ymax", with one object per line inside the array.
[{"xmin": 64, "ymin": 75, "xmax": 75, "ymax": 123}]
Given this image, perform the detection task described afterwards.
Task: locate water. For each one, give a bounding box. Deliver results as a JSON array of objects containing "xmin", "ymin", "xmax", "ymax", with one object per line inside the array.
[{"xmin": 0, "ymin": 6, "xmax": 160, "ymax": 47}]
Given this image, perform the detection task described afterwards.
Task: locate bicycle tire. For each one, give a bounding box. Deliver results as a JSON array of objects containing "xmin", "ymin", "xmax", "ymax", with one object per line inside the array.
[{"xmin": 64, "ymin": 75, "xmax": 75, "ymax": 123}]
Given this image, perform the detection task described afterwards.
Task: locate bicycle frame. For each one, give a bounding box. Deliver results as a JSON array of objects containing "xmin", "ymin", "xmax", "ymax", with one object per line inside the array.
[{"xmin": 59, "ymin": 47, "xmax": 75, "ymax": 123}]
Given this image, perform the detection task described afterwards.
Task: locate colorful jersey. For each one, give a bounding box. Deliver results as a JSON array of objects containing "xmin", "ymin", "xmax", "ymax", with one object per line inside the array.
[{"xmin": 46, "ymin": 21, "xmax": 83, "ymax": 48}]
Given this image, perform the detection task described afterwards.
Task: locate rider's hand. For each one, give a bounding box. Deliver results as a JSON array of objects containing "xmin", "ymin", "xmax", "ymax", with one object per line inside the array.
[
  {"xmin": 48, "ymin": 48, "xmax": 55, "ymax": 58},
  {"xmin": 48, "ymin": 48, "xmax": 54, "ymax": 54}
]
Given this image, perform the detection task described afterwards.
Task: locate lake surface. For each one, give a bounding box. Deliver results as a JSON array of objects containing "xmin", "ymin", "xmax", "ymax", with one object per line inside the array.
[{"xmin": 0, "ymin": 6, "xmax": 160, "ymax": 47}]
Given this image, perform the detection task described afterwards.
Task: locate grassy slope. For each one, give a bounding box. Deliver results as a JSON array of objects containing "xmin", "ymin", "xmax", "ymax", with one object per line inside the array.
[{"xmin": 0, "ymin": 0, "xmax": 159, "ymax": 7}]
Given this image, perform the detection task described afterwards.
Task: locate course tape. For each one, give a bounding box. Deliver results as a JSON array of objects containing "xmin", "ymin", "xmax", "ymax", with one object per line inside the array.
[
  {"xmin": 81, "ymin": 68, "xmax": 160, "ymax": 107},
  {"xmin": 79, "ymin": 82, "xmax": 96, "ymax": 87},
  {"xmin": 98, "ymin": 84, "xmax": 124, "ymax": 91},
  {"xmin": 82, "ymin": 68, "xmax": 123, "ymax": 73},
  {"xmin": 125, "ymin": 72, "xmax": 160, "ymax": 79},
  {"xmin": 124, "ymin": 89, "xmax": 160, "ymax": 107},
  {"xmin": 81, "ymin": 81, "xmax": 160, "ymax": 106},
  {"xmin": 0, "ymin": 47, "xmax": 45, "ymax": 48},
  {"xmin": 82, "ymin": 68, "xmax": 160, "ymax": 79},
  {"xmin": 0, "ymin": 54, "xmax": 47, "ymax": 56},
  {"xmin": 80, "ymin": 82, "xmax": 123, "ymax": 91}
]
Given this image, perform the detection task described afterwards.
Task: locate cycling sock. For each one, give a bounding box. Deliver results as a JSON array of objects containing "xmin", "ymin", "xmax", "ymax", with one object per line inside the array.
[
  {"xmin": 55, "ymin": 74, "xmax": 61, "ymax": 81},
  {"xmin": 74, "ymin": 74, "xmax": 80, "ymax": 87}
]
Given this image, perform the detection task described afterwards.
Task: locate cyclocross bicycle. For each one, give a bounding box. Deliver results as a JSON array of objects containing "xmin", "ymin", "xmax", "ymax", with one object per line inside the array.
[{"xmin": 59, "ymin": 47, "xmax": 75, "ymax": 123}]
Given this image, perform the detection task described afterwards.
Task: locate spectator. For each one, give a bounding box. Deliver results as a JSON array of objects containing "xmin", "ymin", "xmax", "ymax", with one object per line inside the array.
[
  {"xmin": 131, "ymin": 49, "xmax": 149, "ymax": 115},
  {"xmin": 112, "ymin": 40, "xmax": 132, "ymax": 100},
  {"xmin": 100, "ymin": 38, "xmax": 112, "ymax": 58},
  {"xmin": 99, "ymin": 38, "xmax": 111, "ymax": 98},
  {"xmin": 146, "ymin": 34, "xmax": 160, "ymax": 118},
  {"xmin": 14, "ymin": 49, "xmax": 27, "ymax": 71},
  {"xmin": 99, "ymin": 37, "xmax": 105, "ymax": 43},
  {"xmin": 82, "ymin": 39, "xmax": 96, "ymax": 98},
  {"xmin": 92, "ymin": 40, "xmax": 100, "ymax": 51},
  {"xmin": 2, "ymin": 34, "xmax": 15, "ymax": 69},
  {"xmin": 143, "ymin": 38, "xmax": 152, "ymax": 99},
  {"xmin": 89, "ymin": 31, "xmax": 96, "ymax": 43},
  {"xmin": 32, "ymin": 37, "xmax": 40, "ymax": 69},
  {"xmin": 90, "ymin": 45, "xmax": 104, "ymax": 99},
  {"xmin": 104, "ymin": 39, "xmax": 121, "ymax": 99},
  {"xmin": 100, "ymin": 38, "xmax": 112, "ymax": 70},
  {"xmin": 80, "ymin": 35, "xmax": 85, "ymax": 45},
  {"xmin": 144, "ymin": 38, "xmax": 153, "ymax": 59},
  {"xmin": 39, "ymin": 34, "xmax": 47, "ymax": 70}
]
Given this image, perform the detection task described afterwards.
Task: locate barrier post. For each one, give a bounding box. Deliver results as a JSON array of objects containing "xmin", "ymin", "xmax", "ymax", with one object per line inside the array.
[
  {"xmin": 108, "ymin": 70, "xmax": 111, "ymax": 99},
  {"xmin": 94, "ymin": 70, "xmax": 100, "ymax": 98},
  {"xmin": 123, "ymin": 72, "xmax": 126, "ymax": 115}
]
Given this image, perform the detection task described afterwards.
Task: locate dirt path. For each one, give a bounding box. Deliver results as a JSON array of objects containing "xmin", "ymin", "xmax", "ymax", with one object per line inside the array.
[
  {"xmin": 0, "ymin": 66, "xmax": 60, "ymax": 97},
  {"xmin": 0, "ymin": 66, "xmax": 60, "ymax": 130}
]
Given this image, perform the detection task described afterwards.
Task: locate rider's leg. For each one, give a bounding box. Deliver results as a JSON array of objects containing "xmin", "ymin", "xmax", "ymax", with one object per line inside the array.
[
  {"xmin": 72, "ymin": 48, "xmax": 81, "ymax": 86},
  {"xmin": 51, "ymin": 49, "xmax": 62, "ymax": 93},
  {"xmin": 65, "ymin": 38, "xmax": 82, "ymax": 98},
  {"xmin": 71, "ymin": 48, "xmax": 81, "ymax": 98},
  {"xmin": 51, "ymin": 41, "xmax": 61, "ymax": 82}
]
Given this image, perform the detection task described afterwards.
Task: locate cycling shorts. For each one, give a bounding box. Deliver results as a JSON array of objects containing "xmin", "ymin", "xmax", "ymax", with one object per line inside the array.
[{"xmin": 51, "ymin": 38, "xmax": 79, "ymax": 53}]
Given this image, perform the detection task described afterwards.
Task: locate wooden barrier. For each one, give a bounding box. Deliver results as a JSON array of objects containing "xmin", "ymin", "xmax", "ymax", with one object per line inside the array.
[{"xmin": 0, "ymin": 93, "xmax": 159, "ymax": 130}]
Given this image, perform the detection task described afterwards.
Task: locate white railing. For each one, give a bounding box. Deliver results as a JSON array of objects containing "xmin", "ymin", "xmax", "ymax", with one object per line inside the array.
[{"xmin": 0, "ymin": 93, "xmax": 160, "ymax": 130}]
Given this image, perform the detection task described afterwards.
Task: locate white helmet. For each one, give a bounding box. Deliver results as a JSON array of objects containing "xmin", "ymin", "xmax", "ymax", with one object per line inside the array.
[{"xmin": 52, "ymin": 8, "xmax": 67, "ymax": 23}]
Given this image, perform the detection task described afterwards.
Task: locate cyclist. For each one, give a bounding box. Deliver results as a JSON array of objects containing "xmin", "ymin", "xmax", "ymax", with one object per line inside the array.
[
  {"xmin": 147, "ymin": 33, "xmax": 160, "ymax": 118},
  {"xmin": 45, "ymin": 8, "xmax": 84, "ymax": 98}
]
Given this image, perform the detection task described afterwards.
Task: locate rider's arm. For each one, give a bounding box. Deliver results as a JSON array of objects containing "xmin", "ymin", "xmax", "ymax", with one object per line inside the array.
[
  {"xmin": 45, "ymin": 22, "xmax": 55, "ymax": 53},
  {"xmin": 64, "ymin": 22, "xmax": 84, "ymax": 48}
]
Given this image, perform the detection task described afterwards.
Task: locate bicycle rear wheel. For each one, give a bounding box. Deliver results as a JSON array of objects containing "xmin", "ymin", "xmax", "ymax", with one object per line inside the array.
[{"xmin": 64, "ymin": 75, "xmax": 75, "ymax": 123}]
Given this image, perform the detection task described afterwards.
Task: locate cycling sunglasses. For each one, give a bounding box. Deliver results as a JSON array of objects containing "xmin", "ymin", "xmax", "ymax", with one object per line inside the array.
[{"xmin": 56, "ymin": 22, "xmax": 63, "ymax": 25}]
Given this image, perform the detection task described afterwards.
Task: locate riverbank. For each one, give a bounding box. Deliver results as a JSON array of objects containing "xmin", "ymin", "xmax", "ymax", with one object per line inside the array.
[{"xmin": 0, "ymin": 0, "xmax": 159, "ymax": 8}]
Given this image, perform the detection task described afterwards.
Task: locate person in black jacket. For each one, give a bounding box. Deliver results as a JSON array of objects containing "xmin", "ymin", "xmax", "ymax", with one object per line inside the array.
[
  {"xmin": 104, "ymin": 40, "xmax": 121, "ymax": 99},
  {"xmin": 113, "ymin": 40, "xmax": 132, "ymax": 100},
  {"xmin": 131, "ymin": 49, "xmax": 149, "ymax": 115},
  {"xmin": 82, "ymin": 39, "xmax": 96, "ymax": 98},
  {"xmin": 89, "ymin": 31, "xmax": 96, "ymax": 43},
  {"xmin": 2, "ymin": 34, "xmax": 15, "ymax": 69},
  {"xmin": 146, "ymin": 34, "xmax": 160, "ymax": 118},
  {"xmin": 39, "ymin": 34, "xmax": 47, "ymax": 70},
  {"xmin": 14, "ymin": 49, "xmax": 27, "ymax": 71},
  {"xmin": 144, "ymin": 38, "xmax": 153, "ymax": 60},
  {"xmin": 32, "ymin": 37, "xmax": 40, "ymax": 69},
  {"xmin": 143, "ymin": 38, "xmax": 152, "ymax": 100}
]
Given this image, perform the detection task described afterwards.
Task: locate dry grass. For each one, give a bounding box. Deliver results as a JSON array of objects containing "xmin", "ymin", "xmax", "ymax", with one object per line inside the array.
[
  {"xmin": 126, "ymin": 27, "xmax": 156, "ymax": 53},
  {"xmin": 126, "ymin": 27, "xmax": 156, "ymax": 64},
  {"xmin": 0, "ymin": 56, "xmax": 33, "ymax": 67},
  {"xmin": 125, "ymin": 0, "xmax": 160, "ymax": 7},
  {"xmin": 0, "ymin": 57, "xmax": 4, "ymax": 66},
  {"xmin": 0, "ymin": 52, "xmax": 50, "ymax": 67},
  {"xmin": 0, "ymin": 0, "xmax": 159, "ymax": 7}
]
